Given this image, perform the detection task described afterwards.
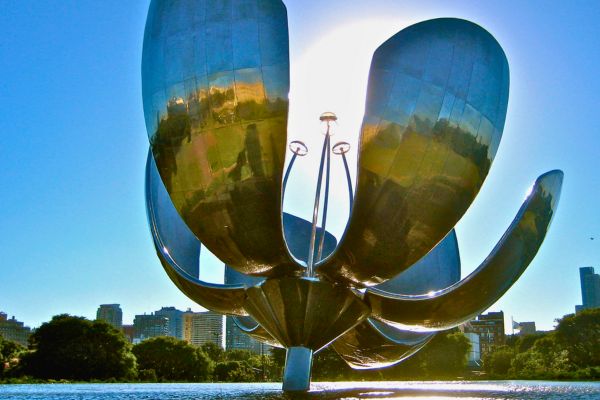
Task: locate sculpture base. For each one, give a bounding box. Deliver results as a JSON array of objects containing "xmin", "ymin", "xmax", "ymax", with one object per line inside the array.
[{"xmin": 282, "ymin": 347, "xmax": 313, "ymax": 392}]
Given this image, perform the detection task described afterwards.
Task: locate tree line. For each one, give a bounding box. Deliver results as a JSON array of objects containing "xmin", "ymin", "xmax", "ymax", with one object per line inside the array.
[
  {"xmin": 1, "ymin": 313, "xmax": 473, "ymax": 383},
  {"xmin": 3, "ymin": 309, "xmax": 597, "ymax": 383},
  {"xmin": 1, "ymin": 314, "xmax": 275, "ymax": 383},
  {"xmin": 483, "ymin": 308, "xmax": 600, "ymax": 380}
]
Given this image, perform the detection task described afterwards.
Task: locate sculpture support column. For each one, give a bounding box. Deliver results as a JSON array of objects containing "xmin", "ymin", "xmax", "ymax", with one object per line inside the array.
[{"xmin": 283, "ymin": 347, "xmax": 313, "ymax": 392}]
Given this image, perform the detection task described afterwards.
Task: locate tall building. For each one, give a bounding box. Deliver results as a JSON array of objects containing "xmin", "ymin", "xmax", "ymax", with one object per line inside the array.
[
  {"xmin": 0, "ymin": 312, "xmax": 31, "ymax": 347},
  {"xmin": 462, "ymin": 311, "xmax": 505, "ymax": 357},
  {"xmin": 225, "ymin": 316, "xmax": 272, "ymax": 354},
  {"xmin": 133, "ymin": 314, "xmax": 169, "ymax": 342},
  {"xmin": 576, "ymin": 267, "xmax": 600, "ymax": 312},
  {"xmin": 182, "ymin": 310, "xmax": 223, "ymax": 348},
  {"xmin": 154, "ymin": 306, "xmax": 184, "ymax": 339},
  {"xmin": 96, "ymin": 304, "xmax": 123, "ymax": 329}
]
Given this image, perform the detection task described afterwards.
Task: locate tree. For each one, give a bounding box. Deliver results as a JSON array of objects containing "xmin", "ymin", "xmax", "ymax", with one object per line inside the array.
[
  {"xmin": 0, "ymin": 335, "xmax": 25, "ymax": 377},
  {"xmin": 201, "ymin": 341, "xmax": 225, "ymax": 363},
  {"xmin": 509, "ymin": 334, "xmax": 572, "ymax": 379},
  {"xmin": 133, "ymin": 336, "xmax": 212, "ymax": 382},
  {"xmin": 418, "ymin": 331, "xmax": 470, "ymax": 377},
  {"xmin": 514, "ymin": 333, "xmax": 547, "ymax": 354},
  {"xmin": 483, "ymin": 345, "xmax": 513, "ymax": 376},
  {"xmin": 213, "ymin": 360, "xmax": 255, "ymax": 382},
  {"xmin": 312, "ymin": 347, "xmax": 353, "ymax": 381},
  {"xmin": 21, "ymin": 315, "xmax": 135, "ymax": 380},
  {"xmin": 554, "ymin": 309, "xmax": 600, "ymax": 368},
  {"xmin": 226, "ymin": 349, "xmax": 253, "ymax": 362},
  {"xmin": 22, "ymin": 315, "xmax": 136, "ymax": 380}
]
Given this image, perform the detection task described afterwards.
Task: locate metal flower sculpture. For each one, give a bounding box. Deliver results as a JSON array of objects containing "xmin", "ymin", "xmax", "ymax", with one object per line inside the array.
[{"xmin": 142, "ymin": 0, "xmax": 563, "ymax": 392}]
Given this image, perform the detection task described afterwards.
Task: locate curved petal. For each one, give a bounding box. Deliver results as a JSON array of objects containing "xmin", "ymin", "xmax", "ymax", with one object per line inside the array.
[
  {"xmin": 374, "ymin": 229, "xmax": 461, "ymax": 295},
  {"xmin": 318, "ymin": 18, "xmax": 510, "ymax": 286},
  {"xmin": 142, "ymin": 0, "xmax": 299, "ymax": 277},
  {"xmin": 230, "ymin": 315, "xmax": 283, "ymax": 348},
  {"xmin": 146, "ymin": 151, "xmax": 247, "ymax": 316},
  {"xmin": 365, "ymin": 170, "xmax": 563, "ymax": 331},
  {"xmin": 333, "ymin": 229, "xmax": 461, "ymax": 368},
  {"xmin": 244, "ymin": 278, "xmax": 370, "ymax": 351},
  {"xmin": 332, "ymin": 319, "xmax": 434, "ymax": 369}
]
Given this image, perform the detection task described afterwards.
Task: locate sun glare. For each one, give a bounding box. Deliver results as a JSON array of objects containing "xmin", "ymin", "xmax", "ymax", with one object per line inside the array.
[{"xmin": 283, "ymin": 18, "xmax": 411, "ymax": 238}]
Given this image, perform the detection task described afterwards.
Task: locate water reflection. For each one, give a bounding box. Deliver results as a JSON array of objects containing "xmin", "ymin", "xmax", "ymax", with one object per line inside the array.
[{"xmin": 2, "ymin": 382, "xmax": 599, "ymax": 400}]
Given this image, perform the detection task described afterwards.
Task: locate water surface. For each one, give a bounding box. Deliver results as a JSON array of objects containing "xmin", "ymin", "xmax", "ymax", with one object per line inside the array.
[{"xmin": 1, "ymin": 381, "xmax": 599, "ymax": 399}]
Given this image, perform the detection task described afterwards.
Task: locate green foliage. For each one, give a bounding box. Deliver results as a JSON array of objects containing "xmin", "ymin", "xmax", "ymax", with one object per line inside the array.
[
  {"xmin": 213, "ymin": 360, "xmax": 255, "ymax": 382},
  {"xmin": 483, "ymin": 345, "xmax": 513, "ymax": 377},
  {"xmin": 509, "ymin": 334, "xmax": 571, "ymax": 379},
  {"xmin": 554, "ymin": 308, "xmax": 600, "ymax": 368},
  {"xmin": 417, "ymin": 330, "xmax": 470, "ymax": 377},
  {"xmin": 201, "ymin": 341, "xmax": 225, "ymax": 363},
  {"xmin": 514, "ymin": 333, "xmax": 547, "ymax": 353},
  {"xmin": 313, "ymin": 347, "xmax": 354, "ymax": 381},
  {"xmin": 133, "ymin": 336, "xmax": 212, "ymax": 382},
  {"xmin": 21, "ymin": 315, "xmax": 136, "ymax": 380},
  {"xmin": 226, "ymin": 349, "xmax": 253, "ymax": 362},
  {"xmin": 483, "ymin": 309, "xmax": 600, "ymax": 380},
  {"xmin": 0, "ymin": 335, "xmax": 25, "ymax": 377},
  {"xmin": 137, "ymin": 368, "xmax": 157, "ymax": 382}
]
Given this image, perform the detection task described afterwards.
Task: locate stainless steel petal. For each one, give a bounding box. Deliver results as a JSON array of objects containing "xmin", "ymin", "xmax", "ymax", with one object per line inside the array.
[
  {"xmin": 146, "ymin": 151, "xmax": 247, "ymax": 316},
  {"xmin": 244, "ymin": 277, "xmax": 371, "ymax": 351},
  {"xmin": 142, "ymin": 0, "xmax": 299, "ymax": 277},
  {"xmin": 374, "ymin": 229, "xmax": 460, "ymax": 295},
  {"xmin": 332, "ymin": 319, "xmax": 434, "ymax": 369},
  {"xmin": 365, "ymin": 170, "xmax": 563, "ymax": 331},
  {"xmin": 223, "ymin": 211, "xmax": 337, "ymax": 343},
  {"xmin": 317, "ymin": 18, "xmax": 510, "ymax": 286},
  {"xmin": 334, "ymin": 228, "xmax": 461, "ymax": 368},
  {"xmin": 221, "ymin": 211, "xmax": 346, "ymax": 345},
  {"xmin": 231, "ymin": 315, "xmax": 283, "ymax": 348}
]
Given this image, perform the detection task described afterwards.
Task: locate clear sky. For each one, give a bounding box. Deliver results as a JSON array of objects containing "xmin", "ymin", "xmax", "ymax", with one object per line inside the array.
[{"xmin": 1, "ymin": 0, "xmax": 599, "ymax": 334}]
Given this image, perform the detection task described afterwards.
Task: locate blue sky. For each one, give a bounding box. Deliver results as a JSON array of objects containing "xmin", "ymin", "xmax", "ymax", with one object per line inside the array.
[{"xmin": 1, "ymin": 0, "xmax": 599, "ymax": 333}]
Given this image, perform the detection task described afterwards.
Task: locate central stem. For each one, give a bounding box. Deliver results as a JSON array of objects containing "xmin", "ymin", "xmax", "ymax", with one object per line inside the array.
[
  {"xmin": 307, "ymin": 124, "xmax": 331, "ymax": 277},
  {"xmin": 282, "ymin": 346, "xmax": 314, "ymax": 392}
]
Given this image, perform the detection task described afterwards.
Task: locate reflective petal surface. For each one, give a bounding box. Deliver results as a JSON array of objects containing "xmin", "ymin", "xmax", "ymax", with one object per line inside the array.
[
  {"xmin": 146, "ymin": 151, "xmax": 247, "ymax": 316},
  {"xmin": 244, "ymin": 278, "xmax": 370, "ymax": 351},
  {"xmin": 333, "ymin": 228, "xmax": 461, "ymax": 368},
  {"xmin": 366, "ymin": 170, "xmax": 563, "ymax": 331},
  {"xmin": 318, "ymin": 18, "xmax": 510, "ymax": 286},
  {"xmin": 224, "ymin": 212, "xmax": 337, "ymax": 345},
  {"xmin": 332, "ymin": 319, "xmax": 433, "ymax": 369},
  {"xmin": 143, "ymin": 0, "xmax": 299, "ymax": 277},
  {"xmin": 374, "ymin": 229, "xmax": 460, "ymax": 295}
]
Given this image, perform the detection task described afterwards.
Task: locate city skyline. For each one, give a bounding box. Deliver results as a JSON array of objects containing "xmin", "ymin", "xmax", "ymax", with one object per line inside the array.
[{"xmin": 1, "ymin": 0, "xmax": 599, "ymax": 334}]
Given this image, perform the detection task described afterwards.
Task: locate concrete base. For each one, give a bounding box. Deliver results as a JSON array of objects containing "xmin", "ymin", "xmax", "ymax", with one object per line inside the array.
[{"xmin": 282, "ymin": 346, "xmax": 313, "ymax": 392}]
